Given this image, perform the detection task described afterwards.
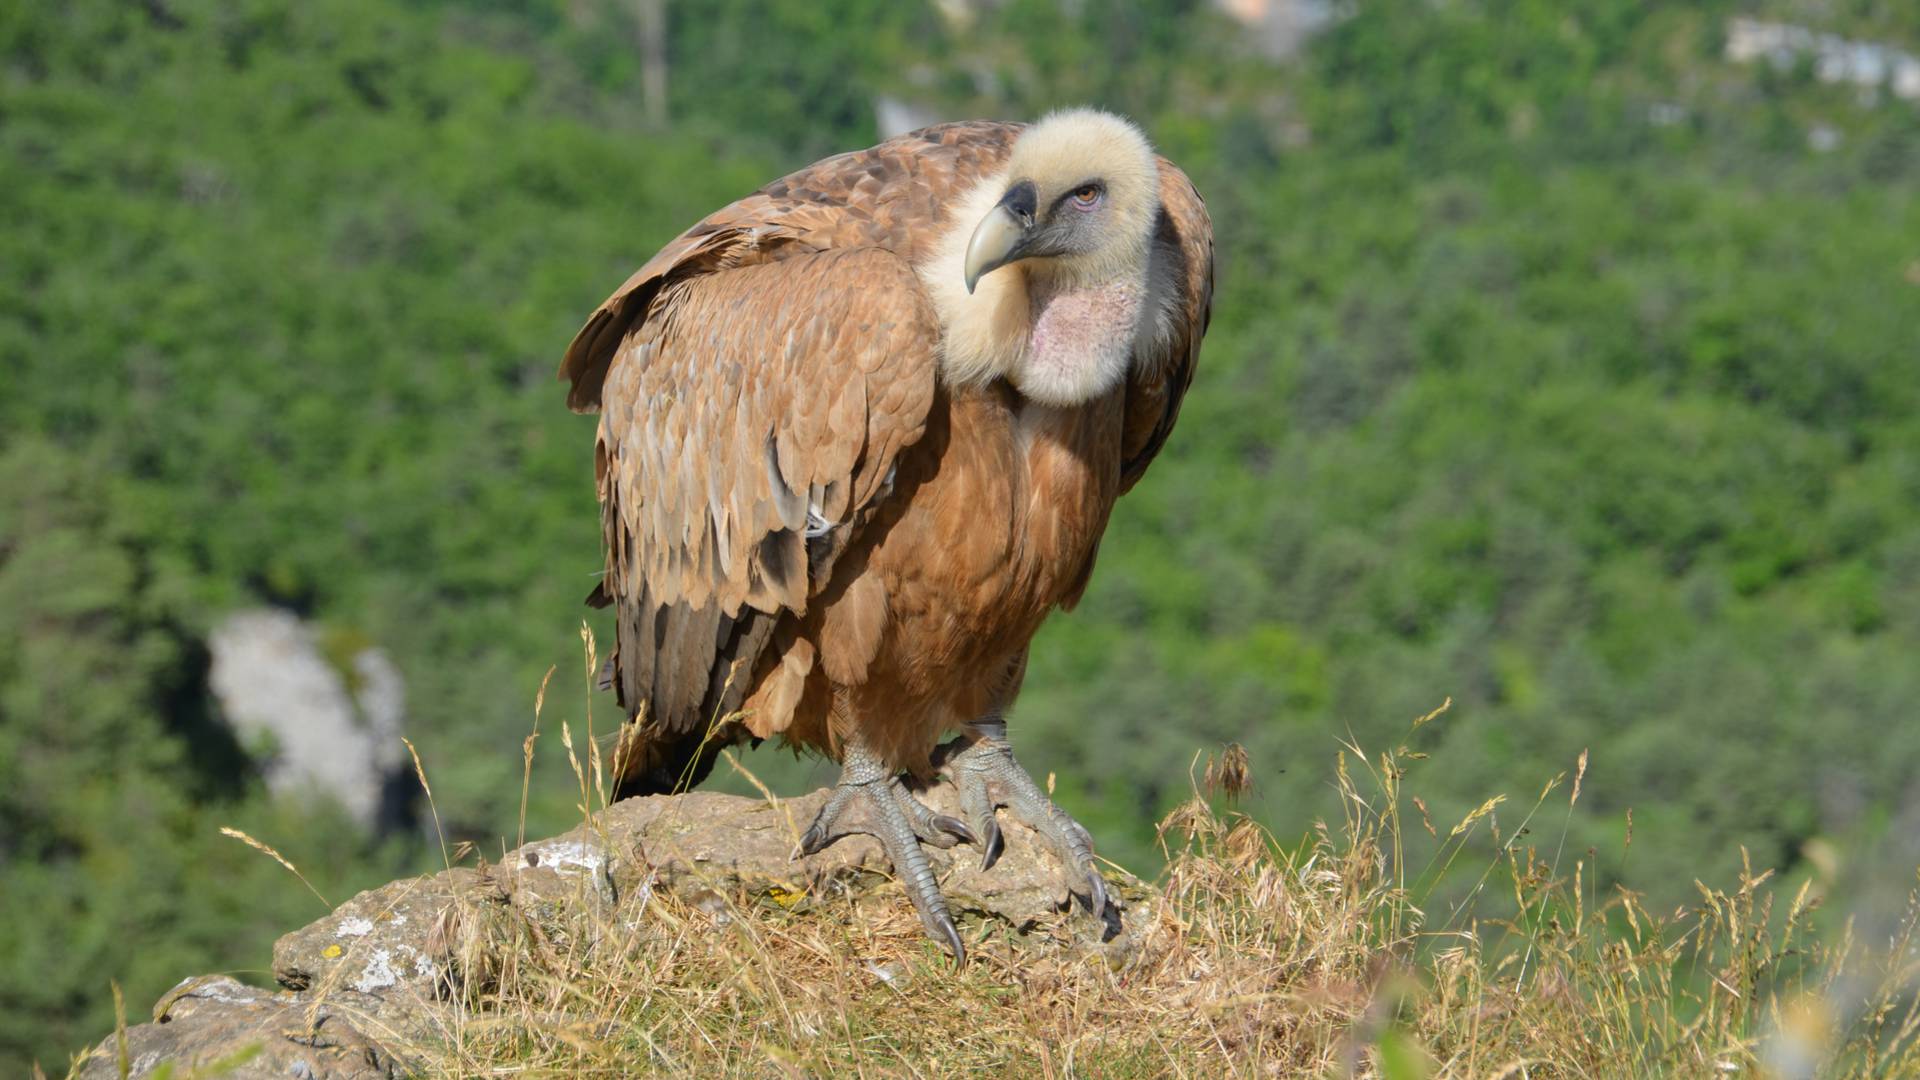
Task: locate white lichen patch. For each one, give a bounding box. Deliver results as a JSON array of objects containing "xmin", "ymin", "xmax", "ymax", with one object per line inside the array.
[
  {"xmin": 336, "ymin": 916, "xmax": 375, "ymax": 938},
  {"xmin": 526, "ymin": 839, "xmax": 604, "ymax": 876},
  {"xmin": 197, "ymin": 983, "xmax": 265, "ymax": 1008},
  {"xmin": 350, "ymin": 943, "xmax": 434, "ymax": 993},
  {"xmin": 352, "ymin": 948, "xmax": 400, "ymax": 992}
]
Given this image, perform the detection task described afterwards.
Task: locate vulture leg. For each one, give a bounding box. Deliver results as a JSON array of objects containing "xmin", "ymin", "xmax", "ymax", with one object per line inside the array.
[
  {"xmin": 947, "ymin": 718, "xmax": 1109, "ymax": 919},
  {"xmin": 797, "ymin": 739, "xmax": 975, "ymax": 963}
]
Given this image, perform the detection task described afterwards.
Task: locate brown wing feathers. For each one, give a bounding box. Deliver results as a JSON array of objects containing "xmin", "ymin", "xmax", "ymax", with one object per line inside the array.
[
  {"xmin": 585, "ymin": 246, "xmax": 939, "ymax": 793},
  {"xmin": 562, "ymin": 122, "xmax": 1020, "ymax": 418}
]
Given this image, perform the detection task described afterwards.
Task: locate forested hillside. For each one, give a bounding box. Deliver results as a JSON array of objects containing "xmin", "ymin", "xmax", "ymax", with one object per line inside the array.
[{"xmin": 4, "ymin": 0, "xmax": 1918, "ymax": 1072}]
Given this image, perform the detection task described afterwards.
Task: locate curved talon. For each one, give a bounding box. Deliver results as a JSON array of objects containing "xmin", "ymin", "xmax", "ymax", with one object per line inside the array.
[
  {"xmin": 798, "ymin": 824, "xmax": 829, "ymax": 857},
  {"xmin": 1084, "ymin": 867, "xmax": 1108, "ymax": 918},
  {"xmin": 979, "ymin": 817, "xmax": 1004, "ymax": 872},
  {"xmin": 797, "ymin": 783, "xmax": 860, "ymax": 856},
  {"xmin": 933, "ymin": 814, "xmax": 978, "ymax": 847},
  {"xmin": 897, "ymin": 785, "xmax": 974, "ymax": 849},
  {"xmin": 931, "ymin": 912, "xmax": 966, "ymax": 967}
]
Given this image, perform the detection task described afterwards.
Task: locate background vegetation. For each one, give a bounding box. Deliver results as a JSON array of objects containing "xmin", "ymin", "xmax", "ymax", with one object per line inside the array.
[{"xmin": 4, "ymin": 0, "xmax": 1918, "ymax": 1071}]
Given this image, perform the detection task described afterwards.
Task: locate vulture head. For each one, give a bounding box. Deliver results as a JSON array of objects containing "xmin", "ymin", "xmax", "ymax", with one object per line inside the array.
[
  {"xmin": 962, "ymin": 110, "xmax": 1161, "ymax": 295},
  {"xmin": 931, "ymin": 109, "xmax": 1165, "ymax": 407}
]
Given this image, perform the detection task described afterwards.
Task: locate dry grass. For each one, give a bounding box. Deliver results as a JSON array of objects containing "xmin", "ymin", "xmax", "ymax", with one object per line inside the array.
[
  {"xmin": 379, "ymin": 676, "xmax": 1920, "ymax": 1079},
  {"xmin": 171, "ymin": 634, "xmax": 1917, "ymax": 1078}
]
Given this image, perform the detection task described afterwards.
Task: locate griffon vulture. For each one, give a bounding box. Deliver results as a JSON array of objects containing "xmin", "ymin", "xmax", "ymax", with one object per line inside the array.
[{"xmin": 560, "ymin": 110, "xmax": 1212, "ymax": 962}]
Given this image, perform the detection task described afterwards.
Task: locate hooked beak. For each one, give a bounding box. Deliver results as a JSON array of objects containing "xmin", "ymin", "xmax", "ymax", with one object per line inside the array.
[{"xmin": 962, "ymin": 180, "xmax": 1038, "ymax": 294}]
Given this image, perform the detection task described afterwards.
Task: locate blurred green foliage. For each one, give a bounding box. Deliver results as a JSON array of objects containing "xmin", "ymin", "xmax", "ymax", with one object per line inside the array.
[{"xmin": 4, "ymin": 0, "xmax": 1919, "ymax": 1071}]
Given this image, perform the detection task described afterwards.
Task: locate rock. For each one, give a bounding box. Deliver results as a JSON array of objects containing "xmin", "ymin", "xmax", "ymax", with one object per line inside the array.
[
  {"xmin": 71, "ymin": 977, "xmax": 397, "ymax": 1079},
  {"xmin": 79, "ymin": 783, "xmax": 1157, "ymax": 1077},
  {"xmin": 272, "ymin": 868, "xmax": 490, "ymax": 1021},
  {"xmin": 1724, "ymin": 18, "xmax": 1920, "ymax": 102},
  {"xmin": 1217, "ymin": 0, "xmax": 1340, "ymax": 61},
  {"xmin": 207, "ymin": 609, "xmax": 409, "ymax": 831},
  {"xmin": 875, "ymin": 95, "xmax": 947, "ymax": 140}
]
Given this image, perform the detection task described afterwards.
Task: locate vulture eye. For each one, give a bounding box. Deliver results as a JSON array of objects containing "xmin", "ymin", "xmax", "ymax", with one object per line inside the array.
[{"xmin": 1070, "ymin": 184, "xmax": 1103, "ymax": 210}]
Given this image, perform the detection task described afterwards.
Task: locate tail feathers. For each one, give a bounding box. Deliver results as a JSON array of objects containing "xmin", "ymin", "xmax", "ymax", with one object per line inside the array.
[
  {"xmin": 609, "ymin": 721, "xmax": 735, "ymax": 798},
  {"xmin": 599, "ymin": 590, "xmax": 779, "ymax": 801}
]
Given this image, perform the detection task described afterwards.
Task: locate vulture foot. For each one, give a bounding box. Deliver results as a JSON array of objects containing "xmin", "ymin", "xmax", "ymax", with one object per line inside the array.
[
  {"xmin": 797, "ymin": 740, "xmax": 974, "ymax": 964},
  {"xmin": 946, "ymin": 719, "xmax": 1109, "ymax": 920}
]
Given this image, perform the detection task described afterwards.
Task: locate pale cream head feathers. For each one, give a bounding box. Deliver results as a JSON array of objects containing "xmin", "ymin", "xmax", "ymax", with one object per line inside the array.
[
  {"xmin": 999, "ymin": 109, "xmax": 1161, "ymax": 285},
  {"xmin": 921, "ymin": 109, "xmax": 1164, "ymax": 404}
]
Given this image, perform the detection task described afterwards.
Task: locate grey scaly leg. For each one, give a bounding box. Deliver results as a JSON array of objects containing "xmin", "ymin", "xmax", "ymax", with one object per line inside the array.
[
  {"xmin": 946, "ymin": 717, "xmax": 1108, "ymax": 919},
  {"xmin": 797, "ymin": 738, "xmax": 975, "ymax": 963}
]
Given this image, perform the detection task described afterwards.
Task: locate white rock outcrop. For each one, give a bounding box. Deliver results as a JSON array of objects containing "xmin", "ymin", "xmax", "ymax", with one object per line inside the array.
[
  {"xmin": 207, "ymin": 609, "xmax": 406, "ymax": 829},
  {"xmin": 1726, "ymin": 18, "xmax": 1920, "ymax": 103}
]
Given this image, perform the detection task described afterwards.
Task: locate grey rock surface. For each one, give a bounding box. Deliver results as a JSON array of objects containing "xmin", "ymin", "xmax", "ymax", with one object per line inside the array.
[
  {"xmin": 72, "ymin": 976, "xmax": 397, "ymax": 1080},
  {"xmin": 75, "ymin": 783, "xmax": 1153, "ymax": 1078},
  {"xmin": 207, "ymin": 609, "xmax": 407, "ymax": 830}
]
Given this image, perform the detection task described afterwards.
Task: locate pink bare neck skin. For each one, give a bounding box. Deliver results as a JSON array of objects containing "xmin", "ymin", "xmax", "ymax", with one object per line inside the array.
[{"xmin": 1021, "ymin": 276, "xmax": 1142, "ymax": 402}]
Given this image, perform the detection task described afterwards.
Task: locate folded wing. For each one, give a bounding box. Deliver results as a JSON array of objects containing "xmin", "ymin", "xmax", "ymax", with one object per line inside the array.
[
  {"xmin": 584, "ymin": 247, "xmax": 940, "ymax": 782},
  {"xmin": 1120, "ymin": 161, "xmax": 1214, "ymax": 492}
]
